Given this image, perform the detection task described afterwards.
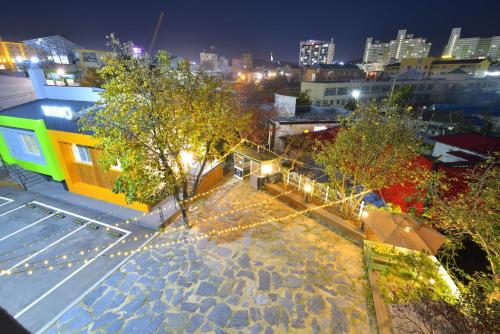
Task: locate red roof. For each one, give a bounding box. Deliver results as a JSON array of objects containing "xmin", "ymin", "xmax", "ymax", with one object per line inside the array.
[
  {"xmin": 379, "ymin": 156, "xmax": 470, "ymax": 213},
  {"xmin": 432, "ymin": 133, "xmax": 500, "ymax": 155}
]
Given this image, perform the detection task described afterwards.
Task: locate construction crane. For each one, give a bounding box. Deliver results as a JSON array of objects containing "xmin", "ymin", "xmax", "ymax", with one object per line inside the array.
[{"xmin": 149, "ymin": 11, "xmax": 165, "ymax": 54}]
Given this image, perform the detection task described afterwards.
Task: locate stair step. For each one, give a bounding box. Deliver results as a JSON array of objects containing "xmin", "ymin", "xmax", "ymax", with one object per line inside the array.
[{"xmin": 5, "ymin": 164, "xmax": 49, "ymax": 189}]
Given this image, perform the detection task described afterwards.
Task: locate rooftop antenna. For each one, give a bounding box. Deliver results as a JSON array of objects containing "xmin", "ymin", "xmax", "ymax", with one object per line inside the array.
[{"xmin": 149, "ymin": 11, "xmax": 164, "ymax": 54}]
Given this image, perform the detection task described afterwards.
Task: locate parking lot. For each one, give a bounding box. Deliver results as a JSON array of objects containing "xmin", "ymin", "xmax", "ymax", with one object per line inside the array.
[{"xmin": 0, "ymin": 187, "xmax": 156, "ymax": 333}]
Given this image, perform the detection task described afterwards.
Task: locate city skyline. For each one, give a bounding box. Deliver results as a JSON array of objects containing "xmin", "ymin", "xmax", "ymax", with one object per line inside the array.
[{"xmin": 1, "ymin": 0, "xmax": 500, "ymax": 63}]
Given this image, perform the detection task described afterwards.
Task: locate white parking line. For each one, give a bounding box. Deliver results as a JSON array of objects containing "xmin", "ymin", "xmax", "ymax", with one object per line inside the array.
[
  {"xmin": 0, "ymin": 204, "xmax": 26, "ymax": 217},
  {"xmin": 0, "ymin": 196, "xmax": 14, "ymax": 207},
  {"xmin": 0, "ymin": 214, "xmax": 55, "ymax": 242},
  {"xmin": 0, "ymin": 223, "xmax": 88, "ymax": 276},
  {"xmin": 35, "ymin": 232, "xmax": 158, "ymax": 334},
  {"xmin": 32, "ymin": 201, "xmax": 129, "ymax": 234},
  {"xmin": 0, "ymin": 198, "xmax": 133, "ymax": 321},
  {"xmin": 15, "ymin": 232, "xmax": 129, "ymax": 319}
]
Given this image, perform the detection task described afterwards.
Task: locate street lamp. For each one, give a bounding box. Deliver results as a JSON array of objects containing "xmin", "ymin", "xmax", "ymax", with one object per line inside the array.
[
  {"xmin": 351, "ymin": 89, "xmax": 360, "ymax": 99},
  {"xmin": 304, "ymin": 183, "xmax": 312, "ymax": 203},
  {"xmin": 180, "ymin": 151, "xmax": 194, "ymax": 170}
]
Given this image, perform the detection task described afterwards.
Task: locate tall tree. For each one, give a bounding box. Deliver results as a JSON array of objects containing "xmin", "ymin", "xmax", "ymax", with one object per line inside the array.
[
  {"xmin": 315, "ymin": 107, "xmax": 423, "ymax": 219},
  {"xmin": 387, "ymin": 85, "xmax": 414, "ymax": 109},
  {"xmin": 428, "ymin": 158, "xmax": 500, "ymax": 291},
  {"xmin": 80, "ymin": 35, "xmax": 247, "ymax": 224},
  {"xmin": 237, "ymin": 82, "xmax": 276, "ymax": 144},
  {"xmin": 80, "ymin": 68, "xmax": 103, "ymax": 88}
]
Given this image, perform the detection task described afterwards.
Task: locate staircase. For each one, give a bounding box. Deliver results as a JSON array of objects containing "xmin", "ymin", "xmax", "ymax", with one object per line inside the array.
[{"xmin": 1, "ymin": 162, "xmax": 49, "ymax": 190}]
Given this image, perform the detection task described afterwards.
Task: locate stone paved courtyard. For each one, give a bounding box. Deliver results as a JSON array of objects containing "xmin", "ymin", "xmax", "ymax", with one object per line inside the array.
[{"xmin": 47, "ymin": 179, "xmax": 376, "ymax": 333}]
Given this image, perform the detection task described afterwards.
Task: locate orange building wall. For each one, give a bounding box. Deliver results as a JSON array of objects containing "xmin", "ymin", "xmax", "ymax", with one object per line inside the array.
[{"xmin": 48, "ymin": 130, "xmax": 149, "ymax": 212}]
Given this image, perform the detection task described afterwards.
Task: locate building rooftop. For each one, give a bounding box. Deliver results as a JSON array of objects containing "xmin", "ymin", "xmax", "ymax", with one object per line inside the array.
[
  {"xmin": 0, "ymin": 98, "xmax": 95, "ymax": 133},
  {"xmin": 431, "ymin": 58, "xmax": 486, "ymax": 65},
  {"xmin": 234, "ymin": 145, "xmax": 277, "ymax": 162},
  {"xmin": 307, "ymin": 64, "xmax": 361, "ymax": 70},
  {"xmin": 432, "ymin": 133, "xmax": 500, "ymax": 155},
  {"xmin": 276, "ymin": 105, "xmax": 350, "ymax": 124}
]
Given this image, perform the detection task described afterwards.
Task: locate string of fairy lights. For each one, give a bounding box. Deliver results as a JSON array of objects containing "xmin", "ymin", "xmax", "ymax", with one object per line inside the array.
[
  {"xmin": 0, "ymin": 183, "xmax": 296, "ymax": 271},
  {"xmin": 110, "ymin": 139, "xmax": 247, "ymax": 228},
  {"xmin": 0, "ymin": 138, "xmax": 363, "ymax": 277},
  {"xmin": 0, "ymin": 197, "xmax": 128, "ymax": 262},
  {"xmin": 3, "ymin": 191, "xmax": 370, "ymax": 276}
]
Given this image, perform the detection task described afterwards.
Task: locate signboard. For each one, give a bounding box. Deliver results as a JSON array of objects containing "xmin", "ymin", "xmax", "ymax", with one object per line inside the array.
[{"xmin": 41, "ymin": 106, "xmax": 73, "ymax": 120}]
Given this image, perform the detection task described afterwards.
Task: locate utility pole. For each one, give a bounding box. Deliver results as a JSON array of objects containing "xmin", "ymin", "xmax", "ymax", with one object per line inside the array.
[{"xmin": 149, "ymin": 12, "xmax": 165, "ymax": 54}]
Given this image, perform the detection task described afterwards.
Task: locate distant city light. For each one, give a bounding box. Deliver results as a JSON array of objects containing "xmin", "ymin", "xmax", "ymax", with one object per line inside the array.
[
  {"xmin": 339, "ymin": 61, "xmax": 344, "ymax": 66},
  {"xmin": 351, "ymin": 90, "xmax": 361, "ymax": 99},
  {"xmin": 132, "ymin": 47, "xmax": 141, "ymax": 54},
  {"xmin": 255, "ymin": 72, "xmax": 263, "ymax": 80}
]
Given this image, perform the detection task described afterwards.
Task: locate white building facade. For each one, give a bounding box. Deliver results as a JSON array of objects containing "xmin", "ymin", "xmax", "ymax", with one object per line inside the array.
[
  {"xmin": 442, "ymin": 27, "xmax": 500, "ymax": 62},
  {"xmin": 363, "ymin": 29, "xmax": 431, "ymax": 66}
]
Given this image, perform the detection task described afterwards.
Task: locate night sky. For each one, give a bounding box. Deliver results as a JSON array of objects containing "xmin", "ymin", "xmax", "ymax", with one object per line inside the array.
[{"xmin": 2, "ymin": 0, "xmax": 500, "ymax": 63}]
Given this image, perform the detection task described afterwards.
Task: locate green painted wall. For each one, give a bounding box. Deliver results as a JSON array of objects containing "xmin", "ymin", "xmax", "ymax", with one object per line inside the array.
[{"xmin": 0, "ymin": 116, "xmax": 65, "ymax": 181}]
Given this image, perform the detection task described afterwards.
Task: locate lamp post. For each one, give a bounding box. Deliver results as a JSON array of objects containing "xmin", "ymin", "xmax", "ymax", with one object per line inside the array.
[
  {"xmin": 56, "ymin": 68, "xmax": 67, "ymax": 86},
  {"xmin": 360, "ymin": 209, "xmax": 368, "ymax": 231},
  {"xmin": 180, "ymin": 150, "xmax": 194, "ymax": 171},
  {"xmin": 304, "ymin": 183, "xmax": 312, "ymax": 203},
  {"xmin": 351, "ymin": 89, "xmax": 361, "ymax": 100},
  {"xmin": 350, "ymin": 90, "xmax": 360, "ymax": 110}
]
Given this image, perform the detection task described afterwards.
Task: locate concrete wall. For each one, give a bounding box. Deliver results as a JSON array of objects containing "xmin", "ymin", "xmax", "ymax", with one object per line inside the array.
[
  {"xmin": 27, "ymin": 65, "xmax": 102, "ymax": 102},
  {"xmin": 0, "ymin": 127, "xmax": 47, "ymax": 165},
  {"xmin": 0, "ymin": 75, "xmax": 35, "ymax": 109},
  {"xmin": 43, "ymin": 85, "xmax": 102, "ymax": 102}
]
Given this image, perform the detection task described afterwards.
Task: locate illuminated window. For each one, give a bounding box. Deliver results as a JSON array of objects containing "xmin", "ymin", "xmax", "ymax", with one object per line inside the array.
[
  {"xmin": 71, "ymin": 144, "xmax": 92, "ymax": 164},
  {"xmin": 20, "ymin": 134, "xmax": 40, "ymax": 156}
]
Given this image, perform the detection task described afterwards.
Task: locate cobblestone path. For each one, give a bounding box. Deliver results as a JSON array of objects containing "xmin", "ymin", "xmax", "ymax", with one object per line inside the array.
[{"xmin": 47, "ymin": 180, "xmax": 376, "ymax": 333}]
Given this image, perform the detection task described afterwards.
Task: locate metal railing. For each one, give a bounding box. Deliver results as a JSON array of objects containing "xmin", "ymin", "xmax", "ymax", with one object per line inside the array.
[
  {"xmin": 285, "ymin": 171, "xmax": 364, "ymax": 215},
  {"xmin": 0, "ymin": 155, "xmax": 27, "ymax": 190}
]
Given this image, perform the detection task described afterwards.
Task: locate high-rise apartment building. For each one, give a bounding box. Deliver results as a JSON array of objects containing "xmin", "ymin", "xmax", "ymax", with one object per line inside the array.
[
  {"xmin": 200, "ymin": 51, "xmax": 219, "ymax": 72},
  {"xmin": 242, "ymin": 53, "xmax": 253, "ymax": 69},
  {"xmin": 299, "ymin": 39, "xmax": 335, "ymax": 66},
  {"xmin": 442, "ymin": 28, "xmax": 500, "ymax": 61},
  {"xmin": 363, "ymin": 29, "xmax": 431, "ymax": 65}
]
